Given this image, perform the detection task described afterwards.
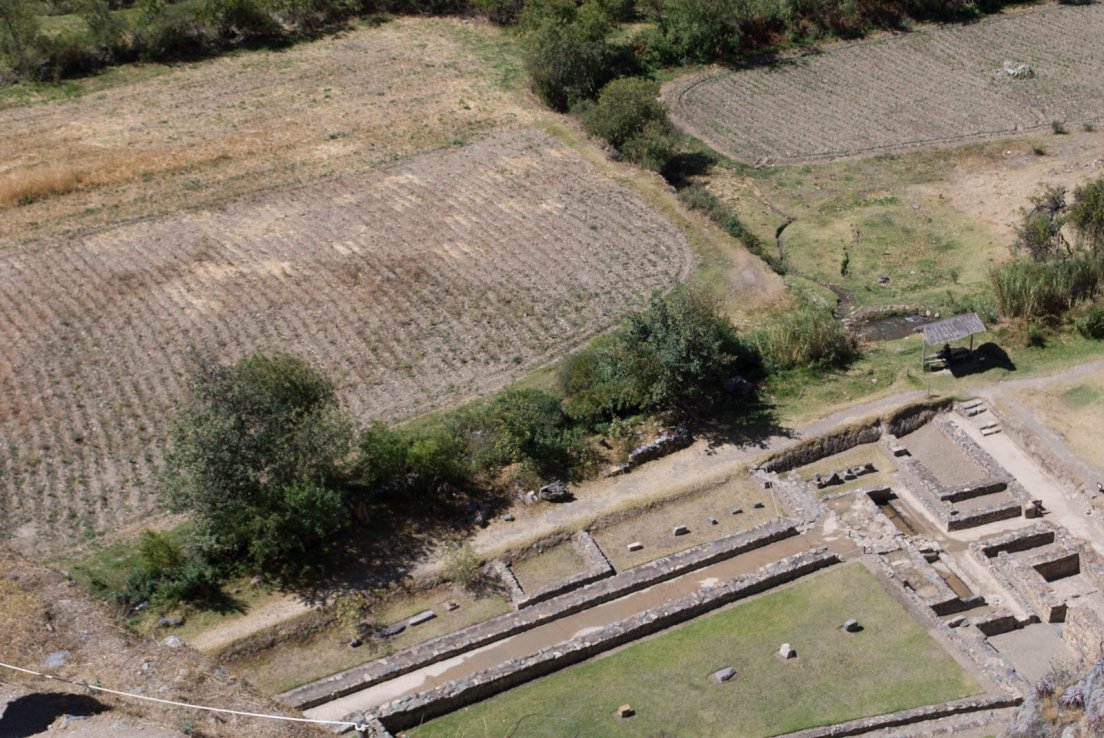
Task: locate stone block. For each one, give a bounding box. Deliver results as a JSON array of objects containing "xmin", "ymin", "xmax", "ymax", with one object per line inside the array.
[
  {"xmin": 408, "ymin": 610, "xmax": 437, "ymax": 627},
  {"xmin": 731, "ymin": 507, "xmax": 743, "ymax": 515},
  {"xmin": 778, "ymin": 643, "xmax": 796, "ymax": 659},
  {"xmin": 445, "ymin": 601, "xmax": 460, "ymax": 612},
  {"xmin": 753, "ymin": 502, "xmax": 766, "ymax": 509},
  {"xmin": 379, "ymin": 623, "xmax": 406, "ymax": 637},
  {"xmin": 502, "ymin": 513, "xmax": 515, "ymax": 522},
  {"xmin": 843, "ymin": 618, "xmax": 861, "ymax": 633},
  {"xmin": 627, "ymin": 542, "xmax": 644, "ymax": 552},
  {"xmin": 673, "ymin": 525, "xmax": 690, "ymax": 536},
  {"xmin": 708, "ymin": 517, "xmax": 718, "ymax": 525},
  {"xmin": 616, "ymin": 704, "xmax": 635, "ymax": 719},
  {"xmin": 710, "ymin": 667, "xmax": 737, "ymax": 684}
]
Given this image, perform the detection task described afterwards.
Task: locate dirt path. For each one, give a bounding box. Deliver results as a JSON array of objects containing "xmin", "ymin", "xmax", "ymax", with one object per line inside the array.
[{"xmin": 186, "ymin": 593, "xmax": 311, "ymax": 655}]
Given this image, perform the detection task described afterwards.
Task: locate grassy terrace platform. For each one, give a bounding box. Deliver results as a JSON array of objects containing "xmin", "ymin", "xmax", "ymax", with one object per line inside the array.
[{"xmin": 409, "ymin": 563, "xmax": 978, "ymax": 737}]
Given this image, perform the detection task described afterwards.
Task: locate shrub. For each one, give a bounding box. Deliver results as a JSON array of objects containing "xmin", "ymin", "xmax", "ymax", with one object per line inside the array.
[
  {"xmin": 581, "ymin": 77, "xmax": 667, "ymax": 149},
  {"xmin": 753, "ymin": 306, "xmax": 857, "ymax": 371},
  {"xmin": 1076, "ymin": 304, "xmax": 1104, "ymax": 339},
  {"xmin": 560, "ymin": 291, "xmax": 757, "ymax": 421},
  {"xmin": 1070, "ymin": 175, "xmax": 1104, "ymax": 253},
  {"xmin": 1052, "ymin": 120, "xmax": 1067, "ymax": 135},
  {"xmin": 522, "ymin": 0, "xmax": 616, "ymax": 111},
  {"xmin": 161, "ymin": 351, "xmax": 352, "ymax": 575},
  {"xmin": 642, "ymin": 0, "xmax": 745, "ymax": 64},
  {"xmin": 990, "ymin": 255, "xmax": 1104, "ymax": 319},
  {"xmin": 444, "ymin": 542, "xmax": 481, "ymax": 590},
  {"xmin": 1013, "ymin": 185, "xmax": 1069, "ymax": 262}
]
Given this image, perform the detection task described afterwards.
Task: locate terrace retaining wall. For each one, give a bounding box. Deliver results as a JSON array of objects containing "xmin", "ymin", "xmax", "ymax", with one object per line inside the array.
[
  {"xmin": 282, "ymin": 518, "xmax": 798, "ymax": 710},
  {"xmin": 513, "ymin": 531, "xmax": 615, "ymax": 609},
  {"xmin": 778, "ymin": 695, "xmax": 1022, "ymax": 738},
  {"xmin": 368, "ymin": 547, "xmax": 840, "ymax": 731},
  {"xmin": 1064, "ymin": 605, "xmax": 1104, "ymax": 664}
]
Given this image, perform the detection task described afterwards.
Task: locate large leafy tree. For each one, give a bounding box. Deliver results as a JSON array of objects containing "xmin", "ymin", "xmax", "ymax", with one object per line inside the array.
[
  {"xmin": 0, "ymin": 0, "xmax": 42, "ymax": 77},
  {"xmin": 162, "ymin": 351, "xmax": 352, "ymax": 574}
]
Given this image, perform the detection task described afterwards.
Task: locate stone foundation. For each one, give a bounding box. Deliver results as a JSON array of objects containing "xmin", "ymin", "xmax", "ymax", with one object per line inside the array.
[
  {"xmin": 777, "ymin": 695, "xmax": 1022, "ymax": 738},
  {"xmin": 281, "ymin": 519, "xmax": 799, "ymax": 711},
  {"xmin": 369, "ymin": 548, "xmax": 840, "ymax": 731}
]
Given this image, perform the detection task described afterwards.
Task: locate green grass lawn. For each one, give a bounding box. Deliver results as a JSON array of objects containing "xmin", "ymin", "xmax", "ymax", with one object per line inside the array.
[{"xmin": 409, "ymin": 563, "xmax": 980, "ymax": 738}]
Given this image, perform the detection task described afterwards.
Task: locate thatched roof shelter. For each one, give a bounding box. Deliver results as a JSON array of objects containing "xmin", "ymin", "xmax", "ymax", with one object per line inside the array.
[
  {"xmin": 921, "ymin": 313, "xmax": 986, "ymax": 346},
  {"xmin": 921, "ymin": 312, "xmax": 987, "ymax": 371}
]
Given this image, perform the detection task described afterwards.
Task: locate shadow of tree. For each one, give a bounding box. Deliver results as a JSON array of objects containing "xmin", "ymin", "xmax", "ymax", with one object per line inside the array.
[{"xmin": 0, "ymin": 693, "xmax": 107, "ymax": 738}]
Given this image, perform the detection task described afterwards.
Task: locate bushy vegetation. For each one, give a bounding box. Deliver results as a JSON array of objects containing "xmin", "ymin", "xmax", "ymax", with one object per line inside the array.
[
  {"xmin": 579, "ymin": 76, "xmax": 675, "ymax": 170},
  {"xmin": 1076, "ymin": 303, "xmax": 1104, "ymax": 340},
  {"xmin": 752, "ymin": 305, "xmax": 857, "ymax": 372},
  {"xmin": 678, "ymin": 184, "xmax": 783, "ymax": 273},
  {"xmin": 993, "ymin": 182, "xmax": 1104, "ymax": 322}
]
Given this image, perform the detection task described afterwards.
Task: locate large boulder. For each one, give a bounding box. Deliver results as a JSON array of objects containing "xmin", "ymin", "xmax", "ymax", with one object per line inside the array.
[{"xmin": 539, "ymin": 480, "xmax": 570, "ymax": 502}]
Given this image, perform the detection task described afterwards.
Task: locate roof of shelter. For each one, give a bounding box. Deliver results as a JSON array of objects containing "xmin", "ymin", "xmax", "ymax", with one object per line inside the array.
[{"xmin": 921, "ymin": 313, "xmax": 986, "ymax": 345}]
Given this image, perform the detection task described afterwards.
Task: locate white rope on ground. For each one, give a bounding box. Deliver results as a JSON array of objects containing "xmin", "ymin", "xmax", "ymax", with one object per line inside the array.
[{"xmin": 0, "ymin": 661, "xmax": 371, "ymax": 734}]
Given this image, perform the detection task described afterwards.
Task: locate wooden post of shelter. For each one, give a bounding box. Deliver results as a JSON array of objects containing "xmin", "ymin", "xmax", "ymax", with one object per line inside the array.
[{"xmin": 920, "ymin": 312, "xmax": 986, "ymax": 372}]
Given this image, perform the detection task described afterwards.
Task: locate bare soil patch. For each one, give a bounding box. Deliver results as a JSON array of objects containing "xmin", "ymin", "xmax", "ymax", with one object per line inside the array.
[
  {"xmin": 666, "ymin": 3, "xmax": 1104, "ymax": 163},
  {"xmin": 1014, "ymin": 368, "xmax": 1104, "ymax": 468},
  {"xmin": 0, "ymin": 127, "xmax": 693, "ymax": 556},
  {"xmin": 0, "ymin": 17, "xmax": 531, "ymax": 245},
  {"xmin": 509, "ymin": 540, "xmax": 587, "ymax": 593}
]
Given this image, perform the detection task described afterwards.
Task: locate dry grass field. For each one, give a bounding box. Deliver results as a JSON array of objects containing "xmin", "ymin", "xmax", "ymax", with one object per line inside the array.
[
  {"xmin": 0, "ymin": 126, "xmax": 694, "ymax": 556},
  {"xmin": 1015, "ymin": 369, "xmax": 1104, "ymax": 468},
  {"xmin": 0, "ymin": 17, "xmax": 532, "ymax": 245},
  {"xmin": 667, "ymin": 3, "xmax": 1104, "ymax": 163}
]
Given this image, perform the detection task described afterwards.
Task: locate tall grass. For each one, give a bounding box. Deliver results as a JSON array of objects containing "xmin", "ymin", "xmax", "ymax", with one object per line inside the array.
[
  {"xmin": 990, "ymin": 255, "xmax": 1104, "ymax": 319},
  {"xmin": 752, "ymin": 306, "xmax": 857, "ymax": 371},
  {"xmin": 678, "ymin": 184, "xmax": 785, "ymax": 274},
  {"xmin": 0, "ymin": 165, "xmax": 87, "ymax": 206}
]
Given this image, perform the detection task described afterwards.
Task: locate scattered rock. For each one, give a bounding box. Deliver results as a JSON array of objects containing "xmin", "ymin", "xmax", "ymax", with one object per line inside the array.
[
  {"xmin": 158, "ymin": 616, "xmax": 184, "ymax": 628},
  {"xmin": 731, "ymin": 507, "xmax": 744, "ymax": 515},
  {"xmin": 673, "ymin": 525, "xmax": 690, "ymax": 536},
  {"xmin": 707, "ymin": 516, "xmax": 718, "ymax": 525},
  {"xmin": 1002, "ymin": 60, "xmax": 1035, "ymax": 79},
  {"xmin": 779, "ymin": 643, "xmax": 796, "ymax": 659},
  {"xmin": 629, "ymin": 427, "xmax": 693, "ymax": 465},
  {"xmin": 947, "ymin": 616, "xmax": 966, "ymax": 628},
  {"xmin": 754, "ymin": 501, "xmax": 766, "ymax": 509},
  {"xmin": 843, "ymin": 618, "xmax": 861, "ymax": 633},
  {"xmin": 878, "ymin": 275, "xmax": 890, "ymax": 285},
  {"xmin": 627, "ymin": 542, "xmax": 644, "ymax": 552},
  {"xmin": 616, "ymin": 704, "xmax": 635, "ymax": 719},
  {"xmin": 539, "ymin": 480, "xmax": 570, "ymax": 502},
  {"xmin": 379, "ymin": 623, "xmax": 406, "ymax": 638},
  {"xmin": 502, "ymin": 513, "xmax": 515, "ymax": 522},
  {"xmin": 249, "ymin": 576, "xmax": 263, "ymax": 587},
  {"xmin": 349, "ymin": 638, "xmax": 363, "ymax": 648},
  {"xmin": 710, "ymin": 666, "xmax": 737, "ymax": 684},
  {"xmin": 45, "ymin": 650, "xmax": 70, "ymax": 667},
  {"xmin": 604, "ymin": 463, "xmax": 632, "ymax": 478},
  {"xmin": 161, "ymin": 636, "xmax": 185, "ymax": 649},
  {"xmin": 445, "ymin": 601, "xmax": 460, "ymax": 612},
  {"xmin": 408, "ymin": 610, "xmax": 437, "ymax": 627}
]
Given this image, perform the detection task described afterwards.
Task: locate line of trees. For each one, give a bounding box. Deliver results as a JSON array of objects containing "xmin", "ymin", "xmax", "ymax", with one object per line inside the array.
[{"xmin": 137, "ymin": 289, "xmax": 852, "ymax": 605}]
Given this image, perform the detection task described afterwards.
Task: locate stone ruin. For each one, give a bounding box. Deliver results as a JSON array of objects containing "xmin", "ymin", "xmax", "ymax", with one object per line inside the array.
[{"xmin": 1002, "ymin": 60, "xmax": 1035, "ymax": 79}]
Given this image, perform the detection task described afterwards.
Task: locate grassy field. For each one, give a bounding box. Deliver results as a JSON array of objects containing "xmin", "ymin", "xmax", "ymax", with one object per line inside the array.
[
  {"xmin": 1015, "ymin": 368, "xmax": 1104, "ymax": 467},
  {"xmin": 510, "ymin": 541, "xmax": 588, "ymax": 594},
  {"xmin": 409, "ymin": 563, "xmax": 979, "ymax": 737},
  {"xmin": 666, "ymin": 3, "xmax": 1104, "ymax": 164}
]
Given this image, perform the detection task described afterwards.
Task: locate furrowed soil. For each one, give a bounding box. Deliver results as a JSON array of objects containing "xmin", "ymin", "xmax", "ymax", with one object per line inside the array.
[
  {"xmin": 0, "ymin": 19, "xmax": 711, "ymax": 557},
  {"xmin": 0, "ymin": 126, "xmax": 694, "ymax": 557},
  {"xmin": 666, "ymin": 3, "xmax": 1104, "ymax": 164}
]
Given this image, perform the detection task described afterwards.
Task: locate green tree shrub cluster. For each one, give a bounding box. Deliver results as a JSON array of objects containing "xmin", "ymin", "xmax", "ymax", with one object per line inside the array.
[
  {"xmin": 559, "ymin": 291, "xmax": 760, "ymax": 423},
  {"xmin": 579, "ymin": 76, "xmax": 676, "ymax": 171},
  {"xmin": 992, "ymin": 179, "xmax": 1104, "ymax": 322}
]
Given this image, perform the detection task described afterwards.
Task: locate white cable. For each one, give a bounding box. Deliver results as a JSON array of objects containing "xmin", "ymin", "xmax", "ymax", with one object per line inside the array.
[{"xmin": 0, "ymin": 661, "xmax": 370, "ymax": 734}]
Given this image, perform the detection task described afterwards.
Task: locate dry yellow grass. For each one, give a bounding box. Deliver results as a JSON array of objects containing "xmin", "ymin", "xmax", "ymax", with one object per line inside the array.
[{"xmin": 0, "ymin": 17, "xmax": 531, "ymax": 245}]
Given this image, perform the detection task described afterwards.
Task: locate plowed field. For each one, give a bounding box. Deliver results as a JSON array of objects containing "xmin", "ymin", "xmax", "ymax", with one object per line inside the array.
[
  {"xmin": 667, "ymin": 3, "xmax": 1104, "ymax": 163},
  {"xmin": 0, "ymin": 128, "xmax": 693, "ymax": 556}
]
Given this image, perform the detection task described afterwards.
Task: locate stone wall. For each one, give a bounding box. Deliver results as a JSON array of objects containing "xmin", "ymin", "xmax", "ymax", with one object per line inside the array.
[
  {"xmin": 1064, "ymin": 605, "xmax": 1104, "ymax": 664},
  {"xmin": 370, "ymin": 548, "xmax": 840, "ymax": 731},
  {"xmin": 778, "ymin": 695, "xmax": 1021, "ymax": 738},
  {"xmin": 281, "ymin": 519, "xmax": 799, "ymax": 711},
  {"xmin": 513, "ymin": 531, "xmax": 615, "ymax": 609},
  {"xmin": 883, "ymin": 399, "xmax": 954, "ymax": 438},
  {"xmin": 759, "ymin": 422, "xmax": 881, "ymax": 473}
]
